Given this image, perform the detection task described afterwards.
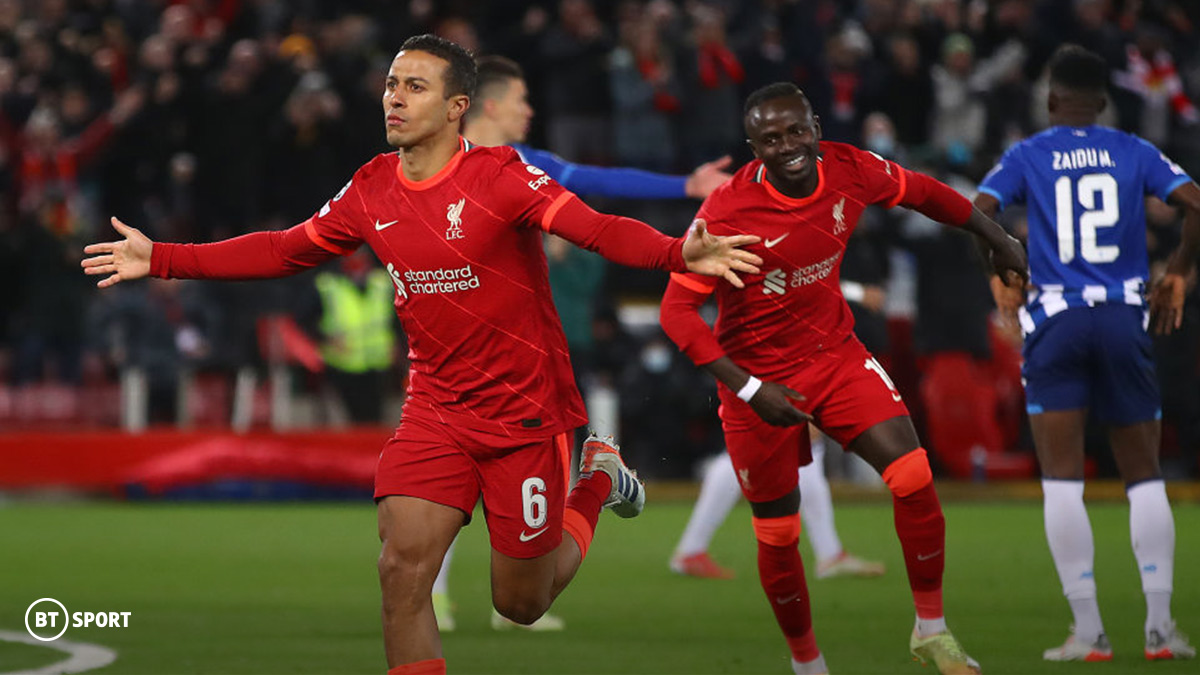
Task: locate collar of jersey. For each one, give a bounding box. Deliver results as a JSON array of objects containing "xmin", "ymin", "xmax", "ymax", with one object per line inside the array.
[
  {"xmin": 760, "ymin": 158, "xmax": 825, "ymax": 207},
  {"xmin": 395, "ymin": 137, "xmax": 471, "ymax": 191}
]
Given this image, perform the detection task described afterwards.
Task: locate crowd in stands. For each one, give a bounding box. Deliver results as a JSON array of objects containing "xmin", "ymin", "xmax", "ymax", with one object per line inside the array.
[{"xmin": 1, "ymin": 0, "xmax": 1198, "ymax": 478}]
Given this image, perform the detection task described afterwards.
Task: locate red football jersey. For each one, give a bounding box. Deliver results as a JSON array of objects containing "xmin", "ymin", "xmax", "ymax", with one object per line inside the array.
[
  {"xmin": 152, "ymin": 138, "xmax": 686, "ymax": 439},
  {"xmin": 309, "ymin": 140, "xmax": 686, "ymax": 438},
  {"xmin": 661, "ymin": 141, "xmax": 909, "ymax": 380}
]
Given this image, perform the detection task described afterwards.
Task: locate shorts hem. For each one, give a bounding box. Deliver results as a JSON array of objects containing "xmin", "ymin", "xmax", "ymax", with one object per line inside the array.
[{"xmin": 490, "ymin": 530, "xmax": 564, "ymax": 560}]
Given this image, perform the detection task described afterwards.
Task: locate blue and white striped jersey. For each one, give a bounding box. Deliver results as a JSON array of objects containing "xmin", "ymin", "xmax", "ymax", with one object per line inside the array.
[{"xmin": 979, "ymin": 125, "xmax": 1192, "ymax": 333}]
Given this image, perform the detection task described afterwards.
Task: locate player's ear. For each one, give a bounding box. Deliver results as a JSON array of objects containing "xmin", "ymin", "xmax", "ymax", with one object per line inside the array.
[
  {"xmin": 746, "ymin": 138, "xmax": 761, "ymax": 160},
  {"xmin": 1047, "ymin": 90, "xmax": 1059, "ymax": 115},
  {"xmin": 447, "ymin": 95, "xmax": 470, "ymax": 123},
  {"xmin": 1096, "ymin": 94, "xmax": 1107, "ymax": 115},
  {"xmin": 813, "ymin": 114, "xmax": 822, "ymax": 141}
]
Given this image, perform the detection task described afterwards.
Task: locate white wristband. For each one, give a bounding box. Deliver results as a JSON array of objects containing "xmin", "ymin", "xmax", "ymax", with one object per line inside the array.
[
  {"xmin": 736, "ymin": 376, "xmax": 762, "ymax": 402},
  {"xmin": 840, "ymin": 281, "xmax": 865, "ymax": 303}
]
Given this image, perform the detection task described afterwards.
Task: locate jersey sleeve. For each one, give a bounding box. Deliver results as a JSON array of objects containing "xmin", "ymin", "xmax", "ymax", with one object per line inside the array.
[
  {"xmin": 491, "ymin": 149, "xmax": 687, "ymax": 271},
  {"xmin": 304, "ymin": 173, "xmax": 369, "ymax": 256},
  {"xmin": 659, "ymin": 202, "xmax": 729, "ymax": 366},
  {"xmin": 660, "ymin": 270, "xmax": 725, "ymax": 366},
  {"xmin": 150, "ymin": 223, "xmax": 341, "ymax": 279},
  {"xmin": 978, "ymin": 143, "xmax": 1028, "ymax": 209},
  {"xmin": 1134, "ymin": 138, "xmax": 1193, "ymax": 202},
  {"xmin": 513, "ymin": 143, "xmax": 688, "ymax": 199},
  {"xmin": 850, "ymin": 146, "xmax": 908, "ymax": 207}
]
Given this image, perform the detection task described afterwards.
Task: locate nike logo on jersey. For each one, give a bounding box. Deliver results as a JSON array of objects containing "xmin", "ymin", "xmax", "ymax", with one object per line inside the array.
[
  {"xmin": 375, "ymin": 219, "xmax": 399, "ymax": 231},
  {"xmin": 916, "ymin": 550, "xmax": 942, "ymax": 561},
  {"xmin": 519, "ymin": 528, "xmax": 548, "ymax": 542},
  {"xmin": 764, "ymin": 234, "xmax": 789, "ymax": 248}
]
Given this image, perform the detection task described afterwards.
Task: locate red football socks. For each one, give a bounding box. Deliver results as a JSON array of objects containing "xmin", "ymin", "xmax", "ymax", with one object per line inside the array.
[
  {"xmin": 883, "ymin": 448, "xmax": 946, "ymax": 619},
  {"xmin": 754, "ymin": 515, "xmax": 819, "ymax": 662},
  {"xmin": 563, "ymin": 471, "xmax": 611, "ymax": 560},
  {"xmin": 387, "ymin": 657, "xmax": 445, "ymax": 675}
]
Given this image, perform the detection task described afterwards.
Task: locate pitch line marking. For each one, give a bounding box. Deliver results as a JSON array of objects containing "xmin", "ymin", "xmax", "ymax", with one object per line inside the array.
[{"xmin": 0, "ymin": 630, "xmax": 117, "ymax": 675}]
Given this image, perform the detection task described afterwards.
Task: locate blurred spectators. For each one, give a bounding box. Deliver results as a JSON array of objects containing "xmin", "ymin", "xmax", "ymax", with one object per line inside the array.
[
  {"xmin": 0, "ymin": 0, "xmax": 1196, "ymax": 478},
  {"xmin": 608, "ymin": 3, "xmax": 680, "ymax": 171}
]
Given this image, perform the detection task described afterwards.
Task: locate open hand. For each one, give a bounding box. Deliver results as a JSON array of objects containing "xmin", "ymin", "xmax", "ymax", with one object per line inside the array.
[
  {"xmin": 682, "ymin": 219, "xmax": 761, "ymax": 288},
  {"xmin": 748, "ymin": 381, "xmax": 812, "ymax": 427},
  {"xmin": 684, "ymin": 155, "xmax": 733, "ymax": 199},
  {"xmin": 990, "ymin": 274, "xmax": 1025, "ymax": 332},
  {"xmin": 80, "ymin": 217, "xmax": 153, "ymax": 288},
  {"xmin": 1149, "ymin": 273, "xmax": 1186, "ymax": 335}
]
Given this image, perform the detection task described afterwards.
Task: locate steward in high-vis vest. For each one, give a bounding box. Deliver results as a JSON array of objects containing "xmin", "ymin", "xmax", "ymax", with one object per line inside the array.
[
  {"xmin": 315, "ymin": 269, "xmax": 396, "ymax": 374},
  {"xmin": 314, "ymin": 255, "xmax": 398, "ymax": 423}
]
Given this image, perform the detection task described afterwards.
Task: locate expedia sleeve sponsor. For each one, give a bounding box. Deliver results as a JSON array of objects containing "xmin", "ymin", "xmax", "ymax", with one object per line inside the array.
[{"xmin": 403, "ymin": 265, "xmax": 481, "ymax": 294}]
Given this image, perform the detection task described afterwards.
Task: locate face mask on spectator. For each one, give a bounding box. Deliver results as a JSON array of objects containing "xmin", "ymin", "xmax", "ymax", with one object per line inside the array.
[
  {"xmin": 866, "ymin": 132, "xmax": 896, "ymax": 158},
  {"xmin": 641, "ymin": 344, "xmax": 672, "ymax": 374}
]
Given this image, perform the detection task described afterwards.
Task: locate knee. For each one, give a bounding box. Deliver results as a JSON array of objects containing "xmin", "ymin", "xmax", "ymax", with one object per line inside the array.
[
  {"xmin": 378, "ymin": 540, "xmax": 437, "ymax": 610},
  {"xmin": 492, "ymin": 590, "xmax": 551, "ymax": 626},
  {"xmin": 882, "ymin": 448, "xmax": 933, "ymax": 497}
]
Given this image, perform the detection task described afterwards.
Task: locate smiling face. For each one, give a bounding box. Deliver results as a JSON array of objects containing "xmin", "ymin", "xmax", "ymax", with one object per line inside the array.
[
  {"xmin": 745, "ymin": 94, "xmax": 822, "ymax": 197},
  {"xmin": 382, "ymin": 49, "xmax": 469, "ymax": 150}
]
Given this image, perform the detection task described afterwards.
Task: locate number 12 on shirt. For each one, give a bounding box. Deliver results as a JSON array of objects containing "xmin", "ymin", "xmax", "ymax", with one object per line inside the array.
[{"xmin": 1054, "ymin": 172, "xmax": 1119, "ymax": 265}]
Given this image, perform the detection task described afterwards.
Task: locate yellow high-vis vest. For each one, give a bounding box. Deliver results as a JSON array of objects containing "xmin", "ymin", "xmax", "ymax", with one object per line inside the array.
[{"xmin": 315, "ymin": 270, "xmax": 396, "ymax": 373}]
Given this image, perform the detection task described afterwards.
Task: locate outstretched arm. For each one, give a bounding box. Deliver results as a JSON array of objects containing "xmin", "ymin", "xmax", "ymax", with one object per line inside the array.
[
  {"xmin": 82, "ymin": 217, "xmax": 341, "ymax": 287},
  {"xmin": 544, "ymin": 197, "xmax": 761, "ymax": 287},
  {"xmin": 1150, "ymin": 181, "xmax": 1200, "ymax": 333},
  {"xmin": 896, "ymin": 169, "xmax": 1028, "ymax": 287},
  {"xmin": 516, "ymin": 145, "xmax": 731, "ymax": 199},
  {"xmin": 974, "ymin": 192, "xmax": 1026, "ymax": 328}
]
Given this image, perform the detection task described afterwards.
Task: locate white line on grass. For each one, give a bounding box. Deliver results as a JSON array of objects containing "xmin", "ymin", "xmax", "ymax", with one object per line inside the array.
[{"xmin": 0, "ymin": 630, "xmax": 117, "ymax": 675}]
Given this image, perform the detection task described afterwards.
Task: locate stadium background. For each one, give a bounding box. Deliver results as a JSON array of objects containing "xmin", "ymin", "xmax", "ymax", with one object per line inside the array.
[{"xmin": 1, "ymin": 0, "xmax": 1199, "ymax": 673}]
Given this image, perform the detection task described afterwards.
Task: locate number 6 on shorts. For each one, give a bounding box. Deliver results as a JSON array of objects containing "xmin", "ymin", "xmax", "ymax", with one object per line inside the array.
[{"xmin": 521, "ymin": 477, "xmax": 547, "ymax": 529}]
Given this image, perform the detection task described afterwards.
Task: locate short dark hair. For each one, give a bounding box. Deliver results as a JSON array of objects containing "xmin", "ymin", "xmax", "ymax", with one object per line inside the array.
[
  {"xmin": 465, "ymin": 55, "xmax": 524, "ymax": 121},
  {"xmin": 744, "ymin": 82, "xmax": 805, "ymax": 116},
  {"xmin": 1048, "ymin": 44, "xmax": 1108, "ymax": 93},
  {"xmin": 477, "ymin": 55, "xmax": 524, "ymax": 95},
  {"xmin": 399, "ymin": 34, "xmax": 477, "ymax": 98}
]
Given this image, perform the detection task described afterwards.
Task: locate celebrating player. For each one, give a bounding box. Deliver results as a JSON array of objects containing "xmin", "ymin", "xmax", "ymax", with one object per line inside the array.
[
  {"xmin": 81, "ymin": 35, "xmax": 762, "ymax": 674},
  {"xmin": 976, "ymin": 44, "xmax": 1198, "ymax": 662},
  {"xmin": 660, "ymin": 81, "xmax": 1026, "ymax": 674}
]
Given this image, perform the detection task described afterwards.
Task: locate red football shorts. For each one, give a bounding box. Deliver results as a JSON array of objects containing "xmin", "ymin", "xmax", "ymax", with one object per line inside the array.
[
  {"xmin": 375, "ymin": 414, "xmax": 572, "ymax": 559},
  {"xmin": 720, "ymin": 337, "xmax": 909, "ymax": 503}
]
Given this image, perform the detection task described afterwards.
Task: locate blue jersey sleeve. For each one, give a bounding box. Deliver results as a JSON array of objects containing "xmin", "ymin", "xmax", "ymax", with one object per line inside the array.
[
  {"xmin": 1133, "ymin": 137, "xmax": 1192, "ymax": 202},
  {"xmin": 978, "ymin": 143, "xmax": 1029, "ymax": 209},
  {"xmin": 512, "ymin": 143, "xmax": 688, "ymax": 200}
]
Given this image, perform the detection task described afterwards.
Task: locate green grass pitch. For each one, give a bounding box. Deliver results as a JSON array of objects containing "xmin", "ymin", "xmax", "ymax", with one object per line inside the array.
[{"xmin": 1, "ymin": 498, "xmax": 1197, "ymax": 674}]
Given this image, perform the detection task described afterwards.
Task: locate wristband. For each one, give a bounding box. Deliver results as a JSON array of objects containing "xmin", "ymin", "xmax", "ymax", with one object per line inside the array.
[
  {"xmin": 841, "ymin": 281, "xmax": 865, "ymax": 303},
  {"xmin": 736, "ymin": 376, "xmax": 762, "ymax": 402}
]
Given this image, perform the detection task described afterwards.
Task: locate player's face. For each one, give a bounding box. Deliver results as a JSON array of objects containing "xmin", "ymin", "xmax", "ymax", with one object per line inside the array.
[
  {"xmin": 746, "ymin": 95, "xmax": 821, "ymax": 193},
  {"xmin": 382, "ymin": 50, "xmax": 468, "ymax": 149},
  {"xmin": 491, "ymin": 77, "xmax": 534, "ymax": 144}
]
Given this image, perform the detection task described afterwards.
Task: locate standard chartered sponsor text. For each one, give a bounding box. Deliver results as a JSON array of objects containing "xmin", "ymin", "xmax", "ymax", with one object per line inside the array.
[
  {"xmin": 404, "ymin": 265, "xmax": 480, "ymax": 294},
  {"xmin": 790, "ymin": 252, "xmax": 841, "ymax": 287}
]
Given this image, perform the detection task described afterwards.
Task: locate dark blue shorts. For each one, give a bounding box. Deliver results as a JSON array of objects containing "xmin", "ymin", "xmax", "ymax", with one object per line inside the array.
[{"xmin": 1022, "ymin": 304, "xmax": 1161, "ymax": 425}]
